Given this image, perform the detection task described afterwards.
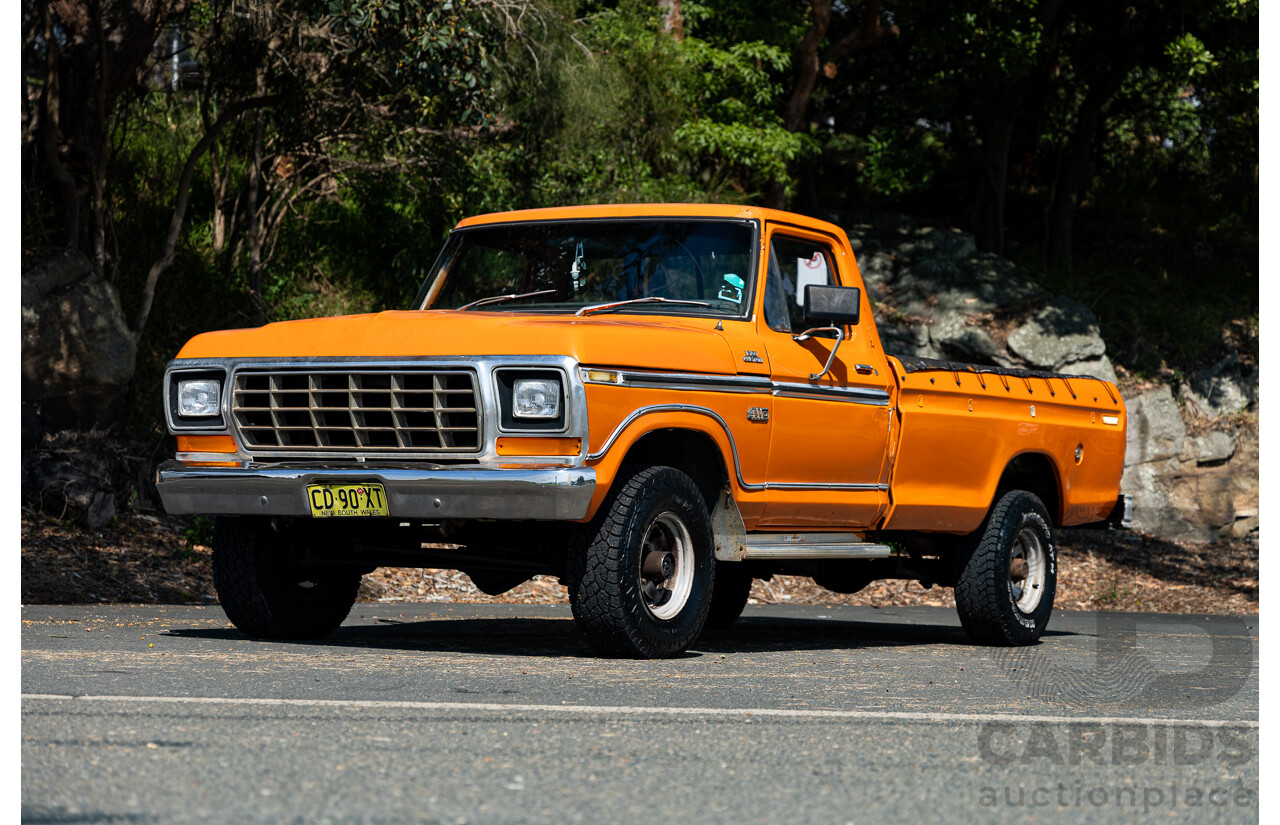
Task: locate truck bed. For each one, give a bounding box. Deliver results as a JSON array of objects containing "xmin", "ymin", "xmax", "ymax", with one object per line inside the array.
[{"xmin": 883, "ymin": 355, "xmax": 1126, "ymax": 532}]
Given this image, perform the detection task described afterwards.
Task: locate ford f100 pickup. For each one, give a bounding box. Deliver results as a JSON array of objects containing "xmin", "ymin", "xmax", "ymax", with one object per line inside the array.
[{"xmin": 157, "ymin": 204, "xmax": 1130, "ymax": 658}]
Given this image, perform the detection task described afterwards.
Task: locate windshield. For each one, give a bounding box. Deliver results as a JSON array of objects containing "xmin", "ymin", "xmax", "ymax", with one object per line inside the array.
[{"xmin": 415, "ymin": 219, "xmax": 757, "ymax": 317}]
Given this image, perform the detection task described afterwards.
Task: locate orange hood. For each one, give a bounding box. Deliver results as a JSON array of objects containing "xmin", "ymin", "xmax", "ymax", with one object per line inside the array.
[{"xmin": 175, "ymin": 310, "xmax": 740, "ymax": 374}]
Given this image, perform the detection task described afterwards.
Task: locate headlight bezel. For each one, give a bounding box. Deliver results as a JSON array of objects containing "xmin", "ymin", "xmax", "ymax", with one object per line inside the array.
[
  {"xmin": 493, "ymin": 368, "xmax": 567, "ymax": 433},
  {"xmin": 166, "ymin": 366, "xmax": 228, "ymax": 431}
]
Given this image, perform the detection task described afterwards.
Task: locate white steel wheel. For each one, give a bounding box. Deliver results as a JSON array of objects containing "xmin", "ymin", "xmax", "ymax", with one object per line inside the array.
[
  {"xmin": 639, "ymin": 511, "xmax": 696, "ymax": 620},
  {"xmin": 1009, "ymin": 526, "xmax": 1047, "ymax": 614}
]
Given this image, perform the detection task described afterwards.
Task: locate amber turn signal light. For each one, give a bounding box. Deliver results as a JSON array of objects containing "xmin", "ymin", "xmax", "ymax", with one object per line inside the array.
[
  {"xmin": 495, "ymin": 437, "xmax": 581, "ymax": 457},
  {"xmin": 177, "ymin": 435, "xmax": 238, "ymax": 454}
]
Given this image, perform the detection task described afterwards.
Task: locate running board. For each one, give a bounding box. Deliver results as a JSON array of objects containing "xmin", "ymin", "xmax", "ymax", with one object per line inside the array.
[{"xmin": 741, "ymin": 534, "xmax": 893, "ymax": 560}]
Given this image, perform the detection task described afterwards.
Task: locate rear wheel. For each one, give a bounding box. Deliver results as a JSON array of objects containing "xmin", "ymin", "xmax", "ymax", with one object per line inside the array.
[
  {"xmin": 954, "ymin": 490, "xmax": 1057, "ymax": 646},
  {"xmin": 569, "ymin": 466, "xmax": 715, "ymax": 658},
  {"xmin": 212, "ymin": 517, "xmax": 360, "ymax": 640}
]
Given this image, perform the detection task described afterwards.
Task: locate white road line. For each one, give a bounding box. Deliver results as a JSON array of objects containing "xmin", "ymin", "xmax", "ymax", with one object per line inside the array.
[{"xmin": 20, "ymin": 694, "xmax": 1258, "ymax": 728}]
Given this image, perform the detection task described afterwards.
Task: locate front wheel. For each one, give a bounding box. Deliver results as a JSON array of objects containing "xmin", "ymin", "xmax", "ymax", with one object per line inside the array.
[
  {"xmin": 954, "ymin": 490, "xmax": 1057, "ymax": 646},
  {"xmin": 569, "ymin": 466, "xmax": 715, "ymax": 658},
  {"xmin": 212, "ymin": 517, "xmax": 361, "ymax": 640}
]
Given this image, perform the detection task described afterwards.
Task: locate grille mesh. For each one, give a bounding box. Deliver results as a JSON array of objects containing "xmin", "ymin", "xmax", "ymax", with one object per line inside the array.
[{"xmin": 231, "ymin": 369, "xmax": 480, "ymax": 453}]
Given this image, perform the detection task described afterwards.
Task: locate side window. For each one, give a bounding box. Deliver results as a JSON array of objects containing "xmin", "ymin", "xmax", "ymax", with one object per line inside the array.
[{"xmin": 764, "ymin": 235, "xmax": 837, "ymax": 334}]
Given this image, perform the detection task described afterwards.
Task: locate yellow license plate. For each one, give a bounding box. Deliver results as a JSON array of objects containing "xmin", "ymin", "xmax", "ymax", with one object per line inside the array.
[{"xmin": 306, "ymin": 482, "xmax": 389, "ymax": 518}]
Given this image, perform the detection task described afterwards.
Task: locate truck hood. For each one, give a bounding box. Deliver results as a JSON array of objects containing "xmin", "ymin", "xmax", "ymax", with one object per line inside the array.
[{"xmin": 175, "ymin": 310, "xmax": 739, "ymax": 375}]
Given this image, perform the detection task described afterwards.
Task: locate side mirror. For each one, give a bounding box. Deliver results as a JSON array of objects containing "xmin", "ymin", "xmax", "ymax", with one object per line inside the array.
[{"xmin": 803, "ymin": 284, "xmax": 860, "ymax": 326}]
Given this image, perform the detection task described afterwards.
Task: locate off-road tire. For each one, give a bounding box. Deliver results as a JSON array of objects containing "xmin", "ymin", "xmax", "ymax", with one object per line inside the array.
[
  {"xmin": 569, "ymin": 466, "xmax": 715, "ymax": 658},
  {"xmin": 954, "ymin": 490, "xmax": 1057, "ymax": 646},
  {"xmin": 212, "ymin": 517, "xmax": 360, "ymax": 640},
  {"xmin": 703, "ymin": 561, "xmax": 752, "ymax": 630}
]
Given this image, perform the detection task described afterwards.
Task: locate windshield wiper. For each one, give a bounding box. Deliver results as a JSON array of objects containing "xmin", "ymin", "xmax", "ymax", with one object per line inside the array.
[
  {"xmin": 456, "ymin": 289, "xmax": 556, "ymax": 311},
  {"xmin": 575, "ymin": 297, "xmax": 711, "ymax": 317}
]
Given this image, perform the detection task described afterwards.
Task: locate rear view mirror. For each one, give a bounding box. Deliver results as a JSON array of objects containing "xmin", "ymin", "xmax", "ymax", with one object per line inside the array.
[{"xmin": 803, "ymin": 284, "xmax": 860, "ymax": 326}]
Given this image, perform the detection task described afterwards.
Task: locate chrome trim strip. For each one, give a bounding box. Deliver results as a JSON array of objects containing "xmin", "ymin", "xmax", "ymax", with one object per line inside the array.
[
  {"xmin": 744, "ymin": 532, "xmax": 871, "ymax": 545},
  {"xmin": 156, "ymin": 460, "xmax": 596, "ymax": 520},
  {"xmin": 771, "ymin": 382, "xmax": 891, "ymax": 405},
  {"xmin": 741, "ymin": 543, "xmax": 892, "ymax": 560},
  {"xmin": 587, "ymin": 404, "xmax": 888, "ymax": 493},
  {"xmin": 581, "ymin": 368, "xmax": 772, "ymax": 394},
  {"xmin": 582, "ymin": 368, "xmax": 890, "ymax": 406}
]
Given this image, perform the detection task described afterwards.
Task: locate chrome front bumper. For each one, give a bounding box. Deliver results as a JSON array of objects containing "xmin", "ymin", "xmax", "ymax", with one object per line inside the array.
[{"xmin": 155, "ymin": 461, "xmax": 596, "ymax": 520}]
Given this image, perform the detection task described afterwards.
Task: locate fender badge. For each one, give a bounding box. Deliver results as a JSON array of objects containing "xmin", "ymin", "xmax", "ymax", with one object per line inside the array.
[
  {"xmin": 747, "ymin": 407, "xmax": 769, "ymax": 422},
  {"xmin": 742, "ymin": 350, "xmax": 763, "ymax": 364}
]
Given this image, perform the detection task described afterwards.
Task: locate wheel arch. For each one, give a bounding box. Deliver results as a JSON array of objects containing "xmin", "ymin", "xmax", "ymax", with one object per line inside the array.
[
  {"xmin": 582, "ymin": 411, "xmax": 741, "ymax": 520},
  {"xmin": 614, "ymin": 428, "xmax": 730, "ymax": 511},
  {"xmin": 991, "ymin": 451, "xmax": 1063, "ymax": 526}
]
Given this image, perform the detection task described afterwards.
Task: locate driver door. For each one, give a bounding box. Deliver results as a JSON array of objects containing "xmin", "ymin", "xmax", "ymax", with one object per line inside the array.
[{"xmin": 757, "ymin": 226, "xmax": 895, "ymax": 528}]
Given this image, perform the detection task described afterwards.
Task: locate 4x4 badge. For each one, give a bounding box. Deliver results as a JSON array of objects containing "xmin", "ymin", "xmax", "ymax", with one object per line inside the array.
[
  {"xmin": 742, "ymin": 350, "xmax": 763, "ymax": 364},
  {"xmin": 747, "ymin": 407, "xmax": 769, "ymax": 422}
]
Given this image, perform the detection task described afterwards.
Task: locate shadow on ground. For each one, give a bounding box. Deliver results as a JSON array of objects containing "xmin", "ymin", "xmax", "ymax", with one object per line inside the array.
[{"xmin": 164, "ymin": 612, "xmax": 1075, "ymax": 659}]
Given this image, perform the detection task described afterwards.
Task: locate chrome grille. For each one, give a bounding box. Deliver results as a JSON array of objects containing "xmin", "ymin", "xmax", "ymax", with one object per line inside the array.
[{"xmin": 231, "ymin": 369, "xmax": 480, "ymax": 454}]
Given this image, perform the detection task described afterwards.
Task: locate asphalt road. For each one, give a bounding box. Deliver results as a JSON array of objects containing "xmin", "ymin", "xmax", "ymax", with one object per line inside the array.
[{"xmin": 21, "ymin": 603, "xmax": 1259, "ymax": 825}]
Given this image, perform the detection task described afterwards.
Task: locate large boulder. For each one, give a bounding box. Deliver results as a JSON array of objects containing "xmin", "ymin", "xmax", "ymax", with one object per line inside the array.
[
  {"xmin": 21, "ymin": 250, "xmax": 137, "ymax": 429},
  {"xmin": 1006, "ymin": 296, "xmax": 1107, "ymax": 370},
  {"xmin": 1180, "ymin": 353, "xmax": 1257, "ymax": 418}
]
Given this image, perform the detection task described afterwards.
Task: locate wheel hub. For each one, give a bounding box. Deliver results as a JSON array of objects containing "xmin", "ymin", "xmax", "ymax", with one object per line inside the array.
[{"xmin": 638, "ymin": 512, "xmax": 695, "ymax": 621}]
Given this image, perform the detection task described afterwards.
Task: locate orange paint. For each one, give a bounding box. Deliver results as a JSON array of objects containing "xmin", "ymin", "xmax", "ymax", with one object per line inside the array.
[
  {"xmin": 495, "ymin": 437, "xmax": 581, "ymax": 457},
  {"xmin": 177, "ymin": 435, "xmax": 238, "ymax": 454}
]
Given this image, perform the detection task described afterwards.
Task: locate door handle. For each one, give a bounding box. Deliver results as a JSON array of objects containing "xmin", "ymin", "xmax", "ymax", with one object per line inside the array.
[{"xmin": 855, "ymin": 363, "xmax": 878, "ymax": 376}]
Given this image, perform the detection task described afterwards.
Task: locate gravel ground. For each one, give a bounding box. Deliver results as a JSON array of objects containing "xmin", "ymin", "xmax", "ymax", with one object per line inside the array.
[{"xmin": 20, "ymin": 510, "xmax": 1258, "ymax": 614}]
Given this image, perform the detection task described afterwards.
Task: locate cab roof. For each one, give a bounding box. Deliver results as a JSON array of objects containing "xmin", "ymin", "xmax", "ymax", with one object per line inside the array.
[{"xmin": 453, "ymin": 203, "xmax": 848, "ymax": 239}]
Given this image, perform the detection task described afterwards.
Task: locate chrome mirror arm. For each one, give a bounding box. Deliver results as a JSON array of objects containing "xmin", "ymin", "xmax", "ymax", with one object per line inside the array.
[{"xmin": 792, "ymin": 325, "xmax": 844, "ymax": 381}]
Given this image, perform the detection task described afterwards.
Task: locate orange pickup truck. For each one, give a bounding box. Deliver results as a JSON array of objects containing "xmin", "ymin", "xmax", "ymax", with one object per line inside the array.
[{"xmin": 157, "ymin": 204, "xmax": 1129, "ymax": 657}]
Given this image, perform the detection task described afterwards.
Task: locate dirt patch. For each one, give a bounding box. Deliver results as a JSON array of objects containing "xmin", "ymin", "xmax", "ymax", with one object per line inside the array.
[{"xmin": 21, "ymin": 510, "xmax": 1257, "ymax": 615}]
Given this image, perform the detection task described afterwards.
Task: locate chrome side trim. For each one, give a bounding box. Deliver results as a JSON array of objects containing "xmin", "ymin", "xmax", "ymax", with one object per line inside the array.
[
  {"xmin": 741, "ymin": 542, "xmax": 892, "ymax": 560},
  {"xmin": 582, "ymin": 368, "xmax": 772, "ymax": 394},
  {"xmin": 587, "ymin": 404, "xmax": 888, "ymax": 493},
  {"xmin": 771, "ymin": 382, "xmax": 891, "ymax": 405},
  {"xmin": 156, "ymin": 460, "xmax": 596, "ymax": 520},
  {"xmin": 744, "ymin": 532, "xmax": 870, "ymax": 545},
  {"xmin": 582, "ymin": 367, "xmax": 891, "ymax": 406}
]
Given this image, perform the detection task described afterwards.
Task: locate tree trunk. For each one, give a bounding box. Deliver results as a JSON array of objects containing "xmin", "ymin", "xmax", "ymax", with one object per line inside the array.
[
  {"xmin": 39, "ymin": 3, "xmax": 80, "ymax": 249},
  {"xmin": 1044, "ymin": 63, "xmax": 1132, "ymax": 268},
  {"xmin": 246, "ymin": 106, "xmax": 267, "ymax": 326},
  {"xmin": 658, "ymin": 0, "xmax": 684, "ymax": 41},
  {"xmin": 770, "ymin": 0, "xmax": 895, "ymax": 210},
  {"xmin": 88, "ymin": 0, "xmax": 111, "ymax": 278},
  {"xmin": 132, "ymin": 95, "xmax": 281, "ymax": 341},
  {"xmin": 972, "ymin": 119, "xmax": 1014, "ymax": 255}
]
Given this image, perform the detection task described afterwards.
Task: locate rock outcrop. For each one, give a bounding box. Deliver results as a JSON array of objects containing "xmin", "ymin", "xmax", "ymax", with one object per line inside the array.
[
  {"xmin": 846, "ymin": 217, "xmax": 1257, "ymax": 542},
  {"xmin": 21, "ymin": 250, "xmax": 138, "ymax": 430}
]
